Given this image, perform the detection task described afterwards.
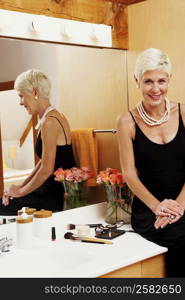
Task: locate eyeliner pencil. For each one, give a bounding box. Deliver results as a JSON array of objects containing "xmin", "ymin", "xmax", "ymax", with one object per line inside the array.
[{"xmin": 81, "ymin": 240, "xmax": 107, "ymax": 244}]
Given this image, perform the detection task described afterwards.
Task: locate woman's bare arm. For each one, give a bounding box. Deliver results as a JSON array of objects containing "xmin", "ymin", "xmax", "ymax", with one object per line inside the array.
[
  {"xmin": 19, "ymin": 160, "xmax": 41, "ymax": 187},
  {"xmin": 8, "ymin": 117, "xmax": 60, "ymax": 197}
]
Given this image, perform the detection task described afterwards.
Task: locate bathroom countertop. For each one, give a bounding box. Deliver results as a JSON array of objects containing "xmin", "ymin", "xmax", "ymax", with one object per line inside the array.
[{"xmin": 0, "ymin": 202, "xmax": 167, "ymax": 278}]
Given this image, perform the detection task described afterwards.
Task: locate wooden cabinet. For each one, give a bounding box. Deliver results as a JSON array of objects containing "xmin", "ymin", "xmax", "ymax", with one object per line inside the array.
[{"xmin": 101, "ymin": 254, "xmax": 166, "ymax": 278}]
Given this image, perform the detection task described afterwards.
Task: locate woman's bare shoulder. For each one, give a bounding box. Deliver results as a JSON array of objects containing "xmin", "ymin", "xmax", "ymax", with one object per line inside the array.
[
  {"xmin": 170, "ymin": 101, "xmax": 185, "ymax": 115},
  {"xmin": 43, "ymin": 110, "xmax": 65, "ymax": 126},
  {"xmin": 116, "ymin": 111, "xmax": 136, "ymax": 138},
  {"xmin": 117, "ymin": 111, "xmax": 134, "ymax": 126}
]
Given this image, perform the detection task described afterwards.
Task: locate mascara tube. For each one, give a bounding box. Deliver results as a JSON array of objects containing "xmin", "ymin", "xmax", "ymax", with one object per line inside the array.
[{"xmin": 51, "ymin": 226, "xmax": 56, "ymax": 241}]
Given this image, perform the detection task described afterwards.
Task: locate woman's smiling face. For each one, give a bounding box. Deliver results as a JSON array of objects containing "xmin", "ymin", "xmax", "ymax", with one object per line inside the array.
[{"xmin": 138, "ymin": 69, "xmax": 170, "ymax": 106}]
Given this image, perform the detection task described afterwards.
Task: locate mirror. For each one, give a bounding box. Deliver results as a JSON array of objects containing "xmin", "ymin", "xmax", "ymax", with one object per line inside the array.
[{"xmin": 0, "ymin": 37, "xmax": 128, "ymax": 207}]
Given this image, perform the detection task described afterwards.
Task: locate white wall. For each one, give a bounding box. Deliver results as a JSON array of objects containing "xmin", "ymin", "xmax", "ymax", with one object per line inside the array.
[
  {"xmin": 0, "ymin": 39, "xmax": 58, "ymax": 106},
  {"xmin": 0, "ymin": 90, "xmax": 29, "ymax": 140},
  {"xmin": 2, "ymin": 130, "xmax": 34, "ymax": 169},
  {"xmin": 0, "ymin": 39, "xmax": 25, "ymax": 81},
  {"xmin": 0, "ymin": 90, "xmax": 34, "ymax": 169}
]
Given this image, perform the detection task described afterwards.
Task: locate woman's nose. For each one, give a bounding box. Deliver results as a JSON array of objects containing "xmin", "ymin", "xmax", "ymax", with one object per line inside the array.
[{"xmin": 152, "ymin": 83, "xmax": 160, "ymax": 92}]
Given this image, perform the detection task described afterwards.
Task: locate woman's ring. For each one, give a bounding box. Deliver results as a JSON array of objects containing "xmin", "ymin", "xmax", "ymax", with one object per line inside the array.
[{"xmin": 161, "ymin": 207, "xmax": 166, "ymax": 213}]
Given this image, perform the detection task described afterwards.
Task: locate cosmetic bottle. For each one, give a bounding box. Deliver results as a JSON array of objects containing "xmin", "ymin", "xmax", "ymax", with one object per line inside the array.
[
  {"xmin": 33, "ymin": 209, "xmax": 53, "ymax": 239},
  {"xmin": 16, "ymin": 212, "xmax": 33, "ymax": 249}
]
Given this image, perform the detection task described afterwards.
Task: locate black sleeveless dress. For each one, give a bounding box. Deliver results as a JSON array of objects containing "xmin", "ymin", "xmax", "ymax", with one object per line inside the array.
[
  {"xmin": 0, "ymin": 116, "xmax": 76, "ymax": 215},
  {"xmin": 130, "ymin": 103, "xmax": 185, "ymax": 277}
]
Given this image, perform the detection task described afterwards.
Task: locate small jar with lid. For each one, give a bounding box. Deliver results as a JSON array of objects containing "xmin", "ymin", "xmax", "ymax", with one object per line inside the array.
[
  {"xmin": 16, "ymin": 213, "xmax": 33, "ymax": 249},
  {"xmin": 33, "ymin": 209, "xmax": 53, "ymax": 239},
  {"xmin": 18, "ymin": 207, "xmax": 36, "ymax": 216}
]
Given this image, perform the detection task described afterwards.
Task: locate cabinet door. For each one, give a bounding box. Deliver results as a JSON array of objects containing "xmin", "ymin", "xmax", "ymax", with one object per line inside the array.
[{"xmin": 101, "ymin": 254, "xmax": 166, "ymax": 278}]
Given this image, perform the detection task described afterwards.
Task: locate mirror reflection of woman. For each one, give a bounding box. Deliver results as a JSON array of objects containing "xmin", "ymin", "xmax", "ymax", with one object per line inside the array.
[
  {"xmin": 117, "ymin": 48, "xmax": 185, "ymax": 277},
  {"xmin": 0, "ymin": 69, "xmax": 76, "ymax": 215}
]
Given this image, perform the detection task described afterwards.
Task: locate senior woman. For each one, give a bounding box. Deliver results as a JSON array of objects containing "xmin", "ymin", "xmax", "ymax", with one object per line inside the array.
[
  {"xmin": 0, "ymin": 69, "xmax": 76, "ymax": 215},
  {"xmin": 117, "ymin": 48, "xmax": 185, "ymax": 277}
]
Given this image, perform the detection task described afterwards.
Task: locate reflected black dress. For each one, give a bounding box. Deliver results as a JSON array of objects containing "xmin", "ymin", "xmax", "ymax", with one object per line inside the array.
[
  {"xmin": 130, "ymin": 104, "xmax": 185, "ymax": 277},
  {"xmin": 0, "ymin": 116, "xmax": 76, "ymax": 215}
]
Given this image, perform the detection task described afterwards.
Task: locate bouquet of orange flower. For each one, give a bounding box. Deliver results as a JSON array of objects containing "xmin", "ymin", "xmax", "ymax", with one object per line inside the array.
[
  {"xmin": 97, "ymin": 168, "xmax": 132, "ymax": 224},
  {"xmin": 54, "ymin": 167, "xmax": 93, "ymax": 209}
]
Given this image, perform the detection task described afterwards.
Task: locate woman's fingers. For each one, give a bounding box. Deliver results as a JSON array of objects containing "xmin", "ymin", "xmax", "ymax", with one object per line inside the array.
[
  {"xmin": 155, "ymin": 213, "xmax": 182, "ymax": 229},
  {"xmin": 155, "ymin": 216, "xmax": 170, "ymax": 229},
  {"xmin": 168, "ymin": 214, "xmax": 181, "ymax": 224},
  {"xmin": 2, "ymin": 195, "xmax": 9, "ymax": 206},
  {"xmin": 155, "ymin": 204, "xmax": 177, "ymax": 217},
  {"xmin": 154, "ymin": 199, "xmax": 184, "ymax": 229},
  {"xmin": 166, "ymin": 199, "xmax": 184, "ymax": 215},
  {"xmin": 156, "ymin": 199, "xmax": 184, "ymax": 217}
]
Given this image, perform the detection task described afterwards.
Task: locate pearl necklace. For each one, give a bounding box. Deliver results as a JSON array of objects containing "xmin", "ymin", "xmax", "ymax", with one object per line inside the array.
[{"xmin": 136, "ymin": 98, "xmax": 170, "ymax": 126}]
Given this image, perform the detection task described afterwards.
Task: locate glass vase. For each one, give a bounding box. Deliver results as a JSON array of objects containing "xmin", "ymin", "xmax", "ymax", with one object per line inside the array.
[
  {"xmin": 104, "ymin": 184, "xmax": 132, "ymax": 225},
  {"xmin": 63, "ymin": 181, "xmax": 87, "ymax": 210}
]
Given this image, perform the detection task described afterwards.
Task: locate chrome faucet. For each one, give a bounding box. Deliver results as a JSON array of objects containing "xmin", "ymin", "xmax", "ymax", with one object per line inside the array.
[{"xmin": 0, "ymin": 237, "xmax": 13, "ymax": 255}]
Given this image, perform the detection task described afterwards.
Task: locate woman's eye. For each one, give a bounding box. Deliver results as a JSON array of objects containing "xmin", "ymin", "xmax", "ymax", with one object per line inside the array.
[{"xmin": 144, "ymin": 80, "xmax": 152, "ymax": 84}]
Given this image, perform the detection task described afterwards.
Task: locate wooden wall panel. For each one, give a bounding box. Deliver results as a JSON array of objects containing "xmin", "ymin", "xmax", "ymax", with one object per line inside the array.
[
  {"xmin": 127, "ymin": 0, "xmax": 185, "ymax": 109},
  {"xmin": 56, "ymin": 46, "xmax": 128, "ymax": 172}
]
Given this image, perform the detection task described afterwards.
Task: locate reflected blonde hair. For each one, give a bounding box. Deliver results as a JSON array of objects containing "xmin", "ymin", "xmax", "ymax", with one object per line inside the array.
[
  {"xmin": 14, "ymin": 69, "xmax": 51, "ymax": 98},
  {"xmin": 134, "ymin": 48, "xmax": 172, "ymax": 81}
]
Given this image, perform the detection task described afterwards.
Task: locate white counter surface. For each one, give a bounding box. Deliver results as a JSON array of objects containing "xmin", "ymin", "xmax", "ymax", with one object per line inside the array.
[{"xmin": 0, "ymin": 202, "xmax": 167, "ymax": 278}]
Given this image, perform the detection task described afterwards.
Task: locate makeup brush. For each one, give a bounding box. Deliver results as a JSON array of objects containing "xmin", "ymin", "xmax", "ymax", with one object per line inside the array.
[
  {"xmin": 67, "ymin": 223, "xmax": 102, "ymax": 230},
  {"xmin": 64, "ymin": 232, "xmax": 113, "ymax": 245}
]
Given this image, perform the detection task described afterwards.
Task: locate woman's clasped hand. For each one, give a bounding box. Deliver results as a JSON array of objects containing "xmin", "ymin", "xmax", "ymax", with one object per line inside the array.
[
  {"xmin": 2, "ymin": 185, "xmax": 21, "ymax": 206},
  {"xmin": 154, "ymin": 199, "xmax": 184, "ymax": 229}
]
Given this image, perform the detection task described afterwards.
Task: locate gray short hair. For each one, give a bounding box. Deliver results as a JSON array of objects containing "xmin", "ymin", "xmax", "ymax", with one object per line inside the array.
[
  {"xmin": 14, "ymin": 69, "xmax": 51, "ymax": 98},
  {"xmin": 134, "ymin": 48, "xmax": 172, "ymax": 81}
]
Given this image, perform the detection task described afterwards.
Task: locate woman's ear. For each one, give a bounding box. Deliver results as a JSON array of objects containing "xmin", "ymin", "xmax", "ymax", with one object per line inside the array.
[
  {"xmin": 33, "ymin": 88, "xmax": 39, "ymax": 100},
  {"xmin": 134, "ymin": 75, "xmax": 140, "ymax": 89}
]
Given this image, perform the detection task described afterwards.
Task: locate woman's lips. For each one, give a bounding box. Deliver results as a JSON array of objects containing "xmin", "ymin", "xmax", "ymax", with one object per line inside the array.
[{"xmin": 149, "ymin": 94, "xmax": 161, "ymax": 100}]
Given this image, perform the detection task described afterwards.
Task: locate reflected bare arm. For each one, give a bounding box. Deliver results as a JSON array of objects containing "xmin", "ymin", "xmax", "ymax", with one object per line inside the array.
[
  {"xmin": 20, "ymin": 160, "xmax": 42, "ymax": 187},
  {"xmin": 7, "ymin": 117, "xmax": 60, "ymax": 197}
]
